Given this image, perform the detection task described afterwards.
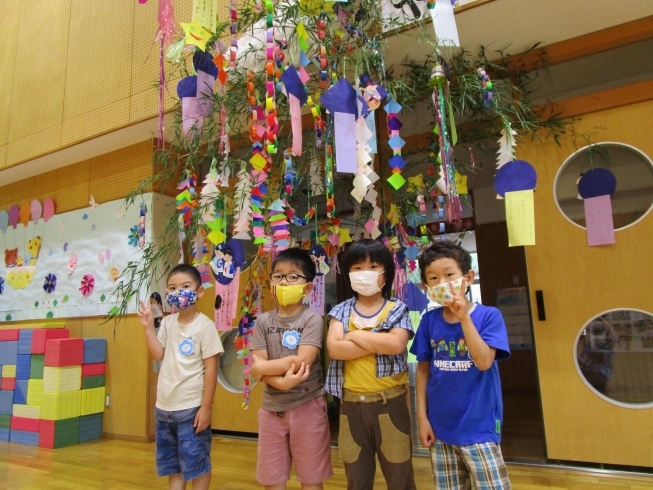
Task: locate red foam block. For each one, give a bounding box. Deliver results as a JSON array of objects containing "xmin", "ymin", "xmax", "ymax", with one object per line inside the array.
[
  {"xmin": 11, "ymin": 416, "xmax": 40, "ymax": 432},
  {"xmin": 32, "ymin": 329, "xmax": 69, "ymax": 354},
  {"xmin": 82, "ymin": 363, "xmax": 105, "ymax": 377},
  {"xmin": 39, "ymin": 420, "xmax": 55, "ymax": 449},
  {"xmin": 45, "ymin": 338, "xmax": 84, "ymax": 367},
  {"xmin": 1, "ymin": 378, "xmax": 16, "ymax": 390},
  {"xmin": 0, "ymin": 329, "xmax": 20, "ymax": 341}
]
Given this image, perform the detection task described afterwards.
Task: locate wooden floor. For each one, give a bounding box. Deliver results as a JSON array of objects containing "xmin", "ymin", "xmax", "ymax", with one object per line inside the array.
[{"xmin": 1, "ymin": 437, "xmax": 652, "ymax": 489}]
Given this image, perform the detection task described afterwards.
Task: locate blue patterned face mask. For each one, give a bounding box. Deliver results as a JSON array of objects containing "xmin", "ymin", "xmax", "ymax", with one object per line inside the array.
[{"xmin": 166, "ymin": 289, "xmax": 198, "ymax": 310}]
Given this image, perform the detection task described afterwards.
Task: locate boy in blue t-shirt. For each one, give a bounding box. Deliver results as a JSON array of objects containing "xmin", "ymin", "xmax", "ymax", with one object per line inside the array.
[{"xmin": 410, "ymin": 240, "xmax": 512, "ymax": 490}]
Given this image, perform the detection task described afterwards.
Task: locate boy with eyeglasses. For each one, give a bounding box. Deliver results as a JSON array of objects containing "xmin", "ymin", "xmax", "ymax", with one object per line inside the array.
[{"xmin": 250, "ymin": 248, "xmax": 333, "ymax": 489}]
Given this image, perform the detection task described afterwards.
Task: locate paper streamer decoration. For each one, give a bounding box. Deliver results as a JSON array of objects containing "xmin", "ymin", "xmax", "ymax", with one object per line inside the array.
[
  {"xmin": 496, "ymin": 125, "xmax": 518, "ymax": 169},
  {"xmin": 578, "ymin": 169, "xmax": 617, "ymax": 246},
  {"xmin": 236, "ymin": 313, "xmax": 255, "ymax": 408},
  {"xmin": 192, "ymin": 232, "xmax": 214, "ymax": 289},
  {"xmin": 233, "ymin": 166, "xmax": 253, "ymax": 239},
  {"xmin": 505, "ymin": 190, "xmax": 536, "ymax": 247},
  {"xmin": 269, "ymin": 198, "xmax": 290, "ymax": 254},
  {"xmin": 138, "ymin": 203, "xmax": 147, "ymax": 247},
  {"xmin": 309, "ymin": 275, "xmax": 325, "ymax": 314},
  {"xmin": 429, "ymin": 0, "xmax": 460, "ymax": 46},
  {"xmin": 320, "ymin": 79, "xmax": 359, "ymax": 174},
  {"xmin": 176, "ymin": 175, "xmax": 198, "ymax": 229},
  {"xmin": 192, "ymin": 0, "xmax": 218, "ymax": 33},
  {"xmin": 430, "ymin": 63, "xmax": 461, "ymax": 222},
  {"xmin": 385, "ymin": 97, "xmax": 406, "ymax": 190},
  {"xmin": 281, "ymin": 66, "xmax": 308, "ymax": 155}
]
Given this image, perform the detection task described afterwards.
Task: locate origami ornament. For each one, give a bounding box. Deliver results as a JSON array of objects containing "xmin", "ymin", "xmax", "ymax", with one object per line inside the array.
[
  {"xmin": 320, "ymin": 79, "xmax": 358, "ymax": 174},
  {"xmin": 281, "ymin": 66, "xmax": 308, "ymax": 155},
  {"xmin": 496, "ymin": 124, "xmax": 518, "ymax": 169},
  {"xmin": 181, "ymin": 19, "xmax": 212, "ymax": 51}
]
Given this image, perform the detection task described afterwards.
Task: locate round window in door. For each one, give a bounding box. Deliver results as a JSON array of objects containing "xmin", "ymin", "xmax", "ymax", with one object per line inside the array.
[
  {"xmin": 218, "ymin": 328, "xmax": 255, "ymax": 394},
  {"xmin": 574, "ymin": 309, "xmax": 653, "ymax": 408},
  {"xmin": 555, "ymin": 142, "xmax": 653, "ymax": 229}
]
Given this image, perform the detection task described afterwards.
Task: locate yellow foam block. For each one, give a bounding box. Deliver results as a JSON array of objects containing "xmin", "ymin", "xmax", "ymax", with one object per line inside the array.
[
  {"xmin": 43, "ymin": 365, "xmax": 81, "ymax": 393},
  {"xmin": 2, "ymin": 365, "xmax": 16, "ymax": 377},
  {"xmin": 27, "ymin": 379, "xmax": 43, "ymax": 406},
  {"xmin": 40, "ymin": 391, "xmax": 81, "ymax": 420},
  {"xmin": 13, "ymin": 404, "xmax": 40, "ymax": 419},
  {"xmin": 81, "ymin": 387, "xmax": 105, "ymax": 416}
]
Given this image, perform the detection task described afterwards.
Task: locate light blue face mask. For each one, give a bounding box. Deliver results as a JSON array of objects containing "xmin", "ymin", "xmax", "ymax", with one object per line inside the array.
[{"xmin": 166, "ymin": 289, "xmax": 198, "ymax": 310}]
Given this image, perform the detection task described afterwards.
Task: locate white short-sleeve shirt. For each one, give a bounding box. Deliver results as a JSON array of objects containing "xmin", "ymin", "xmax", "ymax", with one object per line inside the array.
[{"xmin": 156, "ymin": 312, "xmax": 224, "ymax": 411}]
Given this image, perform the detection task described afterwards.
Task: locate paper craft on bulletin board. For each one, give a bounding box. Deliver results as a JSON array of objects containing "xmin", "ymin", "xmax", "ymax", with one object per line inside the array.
[
  {"xmin": 496, "ymin": 287, "xmax": 532, "ymax": 350},
  {"xmin": 0, "ymin": 195, "xmax": 152, "ymax": 321}
]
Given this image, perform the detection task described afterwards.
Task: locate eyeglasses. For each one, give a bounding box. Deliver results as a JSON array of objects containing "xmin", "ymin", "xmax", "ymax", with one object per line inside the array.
[{"xmin": 270, "ymin": 273, "xmax": 306, "ymax": 283}]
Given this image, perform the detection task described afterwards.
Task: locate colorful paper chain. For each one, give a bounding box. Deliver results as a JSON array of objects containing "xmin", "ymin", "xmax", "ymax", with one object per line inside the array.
[
  {"xmin": 317, "ymin": 15, "xmax": 329, "ymax": 89},
  {"xmin": 477, "ymin": 67, "xmax": 494, "ymax": 107},
  {"xmin": 229, "ymin": 0, "xmax": 238, "ymax": 67}
]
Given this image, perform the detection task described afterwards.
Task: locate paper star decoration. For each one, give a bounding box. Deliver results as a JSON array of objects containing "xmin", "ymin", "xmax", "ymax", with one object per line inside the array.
[{"xmin": 181, "ymin": 19, "xmax": 212, "ymax": 51}]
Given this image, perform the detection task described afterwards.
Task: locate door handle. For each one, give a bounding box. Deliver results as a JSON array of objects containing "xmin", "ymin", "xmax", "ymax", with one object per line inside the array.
[{"xmin": 535, "ymin": 290, "xmax": 546, "ymax": 321}]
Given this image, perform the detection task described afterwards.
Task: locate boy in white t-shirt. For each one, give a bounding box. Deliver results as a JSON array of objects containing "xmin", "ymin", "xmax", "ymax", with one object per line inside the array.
[{"xmin": 138, "ymin": 264, "xmax": 224, "ymax": 490}]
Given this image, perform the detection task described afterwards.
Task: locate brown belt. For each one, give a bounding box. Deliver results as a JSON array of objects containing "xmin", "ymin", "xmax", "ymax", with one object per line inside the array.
[{"xmin": 342, "ymin": 384, "xmax": 407, "ymax": 404}]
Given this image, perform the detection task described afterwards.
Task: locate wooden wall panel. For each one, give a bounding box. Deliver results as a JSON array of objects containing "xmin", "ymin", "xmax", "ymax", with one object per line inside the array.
[
  {"xmin": 7, "ymin": 0, "xmax": 70, "ymax": 143},
  {"xmin": 63, "ymin": 0, "xmax": 134, "ymax": 121},
  {"xmin": 0, "ymin": 145, "xmax": 7, "ymax": 170},
  {"xmin": 0, "ymin": 1, "xmax": 20, "ymax": 147},
  {"xmin": 519, "ymin": 100, "xmax": 653, "ymax": 467},
  {"xmin": 82, "ymin": 316, "xmax": 151, "ymax": 440}
]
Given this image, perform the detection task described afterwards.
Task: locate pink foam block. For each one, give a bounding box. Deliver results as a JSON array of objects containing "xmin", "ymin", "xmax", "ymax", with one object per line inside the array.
[
  {"xmin": 81, "ymin": 363, "xmax": 105, "ymax": 377},
  {"xmin": 1, "ymin": 378, "xmax": 16, "ymax": 391},
  {"xmin": 0, "ymin": 329, "xmax": 20, "ymax": 341},
  {"xmin": 10, "ymin": 416, "xmax": 40, "ymax": 432},
  {"xmin": 45, "ymin": 339, "xmax": 84, "ymax": 367},
  {"xmin": 32, "ymin": 329, "xmax": 69, "ymax": 354}
]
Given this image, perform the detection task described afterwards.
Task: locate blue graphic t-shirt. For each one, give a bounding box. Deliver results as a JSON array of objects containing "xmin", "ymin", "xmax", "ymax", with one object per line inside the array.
[{"xmin": 410, "ymin": 304, "xmax": 510, "ymax": 445}]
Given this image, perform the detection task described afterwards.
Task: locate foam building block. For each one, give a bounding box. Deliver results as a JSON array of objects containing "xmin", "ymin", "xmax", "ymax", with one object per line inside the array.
[
  {"xmin": 0, "ymin": 329, "xmax": 20, "ymax": 341},
  {"xmin": 82, "ymin": 363, "xmax": 105, "ymax": 377},
  {"xmin": 13, "ymin": 404, "xmax": 40, "ymax": 419},
  {"xmin": 43, "ymin": 366, "xmax": 82, "ymax": 393},
  {"xmin": 32, "ymin": 329, "xmax": 69, "ymax": 355},
  {"xmin": 27, "ymin": 379, "xmax": 43, "ymax": 406},
  {"xmin": 0, "ymin": 428, "xmax": 8, "ymax": 442},
  {"xmin": 30, "ymin": 355, "xmax": 45, "ymax": 379},
  {"xmin": 40, "ymin": 418, "xmax": 80, "ymax": 449},
  {"xmin": 45, "ymin": 338, "xmax": 84, "ymax": 367},
  {"xmin": 2, "ymin": 365, "xmax": 16, "ymax": 377},
  {"xmin": 11, "ymin": 429, "xmax": 40, "ymax": 446},
  {"xmin": 14, "ymin": 379, "xmax": 28, "ymax": 405},
  {"xmin": 16, "ymin": 355, "xmax": 31, "ymax": 380},
  {"xmin": 18, "ymin": 330, "xmax": 34, "ymax": 355},
  {"xmin": 41, "ymin": 391, "xmax": 81, "ymax": 420},
  {"xmin": 82, "ymin": 375, "xmax": 105, "ymax": 389},
  {"xmin": 0, "ymin": 414, "xmax": 10, "ymax": 428},
  {"xmin": 78, "ymin": 413, "xmax": 102, "ymax": 443},
  {"xmin": 83, "ymin": 339, "xmax": 107, "ymax": 364},
  {"xmin": 0, "ymin": 391, "xmax": 14, "ymax": 416},
  {"xmin": 81, "ymin": 388, "xmax": 105, "ymax": 416},
  {"xmin": 11, "ymin": 416, "xmax": 40, "ymax": 432},
  {"xmin": 0, "ymin": 342, "xmax": 18, "ymax": 365},
  {"xmin": 1, "ymin": 377, "xmax": 16, "ymax": 391}
]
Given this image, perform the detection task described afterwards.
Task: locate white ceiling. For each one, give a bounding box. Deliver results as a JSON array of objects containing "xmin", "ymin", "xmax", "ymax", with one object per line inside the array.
[{"xmin": 3, "ymin": 0, "xmax": 652, "ymax": 186}]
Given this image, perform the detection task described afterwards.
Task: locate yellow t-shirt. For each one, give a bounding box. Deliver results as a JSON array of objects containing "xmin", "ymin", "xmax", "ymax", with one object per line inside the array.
[{"xmin": 343, "ymin": 301, "xmax": 408, "ymax": 393}]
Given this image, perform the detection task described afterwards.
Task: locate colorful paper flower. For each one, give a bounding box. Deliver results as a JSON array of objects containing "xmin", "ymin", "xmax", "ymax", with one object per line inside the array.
[
  {"xmin": 79, "ymin": 274, "xmax": 95, "ymax": 296},
  {"xmin": 128, "ymin": 225, "xmax": 139, "ymax": 247},
  {"xmin": 0, "ymin": 277, "xmax": 4, "ymax": 295},
  {"xmin": 43, "ymin": 274, "xmax": 57, "ymax": 294}
]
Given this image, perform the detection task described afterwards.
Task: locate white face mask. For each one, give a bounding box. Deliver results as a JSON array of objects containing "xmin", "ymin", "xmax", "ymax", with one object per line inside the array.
[
  {"xmin": 426, "ymin": 276, "xmax": 465, "ymax": 305},
  {"xmin": 349, "ymin": 270, "xmax": 384, "ymax": 296}
]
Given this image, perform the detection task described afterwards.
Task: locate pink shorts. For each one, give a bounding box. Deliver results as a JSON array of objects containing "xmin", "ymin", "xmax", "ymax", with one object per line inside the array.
[{"xmin": 256, "ymin": 396, "xmax": 333, "ymax": 485}]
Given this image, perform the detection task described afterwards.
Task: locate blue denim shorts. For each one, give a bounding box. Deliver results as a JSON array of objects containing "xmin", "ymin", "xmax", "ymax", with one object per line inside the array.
[{"xmin": 155, "ymin": 406, "xmax": 212, "ymax": 481}]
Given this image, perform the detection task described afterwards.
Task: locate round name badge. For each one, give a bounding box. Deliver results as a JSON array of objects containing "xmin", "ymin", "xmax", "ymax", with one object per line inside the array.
[
  {"xmin": 178, "ymin": 339, "xmax": 195, "ymax": 356},
  {"xmin": 282, "ymin": 330, "xmax": 300, "ymax": 349}
]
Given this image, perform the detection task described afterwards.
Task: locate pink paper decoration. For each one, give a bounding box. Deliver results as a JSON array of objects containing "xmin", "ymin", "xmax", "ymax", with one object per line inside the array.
[
  {"xmin": 43, "ymin": 198, "xmax": 55, "ymax": 222},
  {"xmin": 30, "ymin": 200, "xmax": 42, "ymax": 223}
]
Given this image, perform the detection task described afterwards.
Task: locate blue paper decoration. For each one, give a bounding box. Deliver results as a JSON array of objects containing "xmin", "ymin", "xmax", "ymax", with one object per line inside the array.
[
  {"xmin": 494, "ymin": 160, "xmax": 537, "ymax": 198},
  {"xmin": 578, "ymin": 168, "xmax": 617, "ymax": 198}
]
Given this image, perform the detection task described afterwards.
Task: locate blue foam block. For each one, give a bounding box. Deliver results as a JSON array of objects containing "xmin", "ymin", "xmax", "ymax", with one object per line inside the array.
[
  {"xmin": 78, "ymin": 413, "xmax": 103, "ymax": 442},
  {"xmin": 0, "ymin": 341, "xmax": 18, "ymax": 365},
  {"xmin": 0, "ymin": 392, "xmax": 13, "ymax": 416},
  {"xmin": 14, "ymin": 380, "xmax": 28, "ymax": 405},
  {"xmin": 83, "ymin": 339, "xmax": 107, "ymax": 364},
  {"xmin": 18, "ymin": 330, "xmax": 34, "ymax": 355},
  {"xmin": 16, "ymin": 355, "xmax": 31, "ymax": 380},
  {"xmin": 0, "ymin": 428, "xmax": 9, "ymax": 442},
  {"xmin": 10, "ymin": 429, "xmax": 39, "ymax": 446}
]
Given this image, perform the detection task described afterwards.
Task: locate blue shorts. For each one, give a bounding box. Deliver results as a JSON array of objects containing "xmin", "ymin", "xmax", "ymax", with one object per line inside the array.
[{"xmin": 155, "ymin": 406, "xmax": 212, "ymax": 481}]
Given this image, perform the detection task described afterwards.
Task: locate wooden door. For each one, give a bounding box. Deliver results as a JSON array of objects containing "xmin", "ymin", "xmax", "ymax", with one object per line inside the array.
[{"xmin": 517, "ymin": 100, "xmax": 653, "ymax": 467}]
